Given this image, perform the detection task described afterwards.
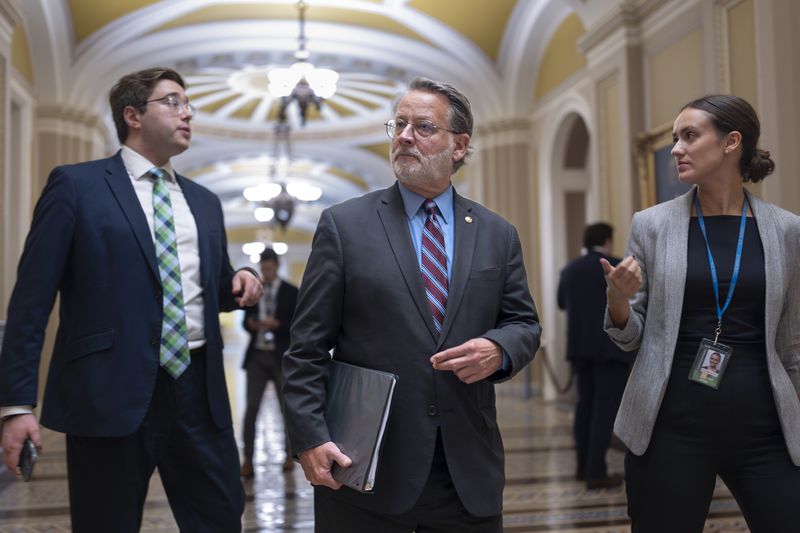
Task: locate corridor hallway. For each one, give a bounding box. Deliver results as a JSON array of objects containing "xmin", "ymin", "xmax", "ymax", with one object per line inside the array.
[{"xmin": 0, "ymin": 319, "xmax": 749, "ymax": 532}]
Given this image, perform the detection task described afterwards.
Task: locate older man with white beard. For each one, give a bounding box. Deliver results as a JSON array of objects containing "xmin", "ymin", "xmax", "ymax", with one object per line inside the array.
[{"xmin": 282, "ymin": 77, "xmax": 541, "ymax": 532}]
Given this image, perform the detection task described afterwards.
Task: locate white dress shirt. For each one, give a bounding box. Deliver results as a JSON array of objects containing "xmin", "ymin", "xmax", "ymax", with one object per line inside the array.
[
  {"xmin": 121, "ymin": 146, "xmax": 206, "ymax": 349},
  {"xmin": 254, "ymin": 278, "xmax": 282, "ymax": 350}
]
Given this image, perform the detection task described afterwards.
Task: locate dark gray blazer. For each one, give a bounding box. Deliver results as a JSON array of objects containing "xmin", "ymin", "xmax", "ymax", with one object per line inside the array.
[
  {"xmin": 606, "ymin": 187, "xmax": 800, "ymax": 464},
  {"xmin": 283, "ymin": 183, "xmax": 541, "ymax": 516}
]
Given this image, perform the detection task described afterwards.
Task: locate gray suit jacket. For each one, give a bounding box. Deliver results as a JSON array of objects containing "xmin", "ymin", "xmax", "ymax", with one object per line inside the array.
[
  {"xmin": 283, "ymin": 183, "xmax": 541, "ymax": 516},
  {"xmin": 606, "ymin": 186, "xmax": 800, "ymax": 464}
]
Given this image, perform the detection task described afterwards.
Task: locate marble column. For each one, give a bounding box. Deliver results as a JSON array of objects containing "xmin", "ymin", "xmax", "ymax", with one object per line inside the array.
[{"xmin": 474, "ymin": 118, "xmax": 543, "ymax": 396}]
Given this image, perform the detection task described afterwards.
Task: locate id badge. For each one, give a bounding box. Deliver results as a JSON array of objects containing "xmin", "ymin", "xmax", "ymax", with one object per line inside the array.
[{"xmin": 688, "ymin": 338, "xmax": 733, "ymax": 389}]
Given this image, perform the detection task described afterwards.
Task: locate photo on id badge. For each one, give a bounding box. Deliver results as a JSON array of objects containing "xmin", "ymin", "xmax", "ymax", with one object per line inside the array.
[{"xmin": 690, "ymin": 343, "xmax": 729, "ymax": 389}]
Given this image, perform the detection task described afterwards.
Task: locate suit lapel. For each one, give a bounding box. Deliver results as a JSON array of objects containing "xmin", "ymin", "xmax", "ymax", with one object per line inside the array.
[
  {"xmin": 748, "ymin": 193, "xmax": 784, "ymax": 344},
  {"xmin": 661, "ymin": 188, "xmax": 692, "ymax": 374},
  {"xmin": 437, "ymin": 192, "xmax": 476, "ymax": 347},
  {"xmin": 104, "ymin": 152, "xmax": 159, "ymax": 280},
  {"xmin": 377, "ymin": 184, "xmax": 438, "ymax": 339}
]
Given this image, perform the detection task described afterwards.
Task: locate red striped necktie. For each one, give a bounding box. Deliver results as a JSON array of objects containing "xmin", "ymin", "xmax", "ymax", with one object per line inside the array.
[{"xmin": 421, "ymin": 200, "xmax": 448, "ymax": 335}]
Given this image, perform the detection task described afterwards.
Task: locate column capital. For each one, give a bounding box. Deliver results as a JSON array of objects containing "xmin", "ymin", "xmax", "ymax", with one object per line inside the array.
[{"xmin": 0, "ymin": 0, "xmax": 22, "ymax": 52}]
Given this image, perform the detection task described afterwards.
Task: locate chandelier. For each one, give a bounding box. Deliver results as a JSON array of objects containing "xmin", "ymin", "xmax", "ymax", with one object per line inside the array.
[
  {"xmin": 268, "ymin": 0, "xmax": 338, "ymax": 125},
  {"xmin": 242, "ymin": 122, "xmax": 322, "ymax": 231}
]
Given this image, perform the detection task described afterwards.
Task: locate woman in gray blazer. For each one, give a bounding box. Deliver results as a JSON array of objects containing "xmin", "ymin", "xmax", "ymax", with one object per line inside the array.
[{"xmin": 603, "ymin": 95, "xmax": 800, "ymax": 532}]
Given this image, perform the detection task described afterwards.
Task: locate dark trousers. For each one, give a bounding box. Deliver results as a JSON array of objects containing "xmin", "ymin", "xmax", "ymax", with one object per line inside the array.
[
  {"xmin": 314, "ymin": 431, "xmax": 502, "ymax": 533},
  {"xmin": 66, "ymin": 348, "xmax": 244, "ymax": 533},
  {"xmin": 572, "ymin": 359, "xmax": 629, "ymax": 479},
  {"xmin": 626, "ymin": 365, "xmax": 800, "ymax": 532},
  {"xmin": 242, "ymin": 348, "xmax": 288, "ymax": 463}
]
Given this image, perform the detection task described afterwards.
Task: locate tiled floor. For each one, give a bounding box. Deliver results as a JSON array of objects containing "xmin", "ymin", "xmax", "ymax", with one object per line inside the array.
[{"xmin": 0, "ymin": 320, "xmax": 749, "ymax": 531}]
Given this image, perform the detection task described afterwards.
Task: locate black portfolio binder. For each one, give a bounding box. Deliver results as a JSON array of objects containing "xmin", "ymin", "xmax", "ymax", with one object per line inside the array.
[{"xmin": 326, "ymin": 360, "xmax": 398, "ymax": 493}]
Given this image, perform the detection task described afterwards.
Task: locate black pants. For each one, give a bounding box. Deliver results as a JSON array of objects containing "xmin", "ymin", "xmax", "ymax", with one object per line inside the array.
[
  {"xmin": 66, "ymin": 348, "xmax": 244, "ymax": 533},
  {"xmin": 314, "ymin": 432, "xmax": 502, "ymax": 533},
  {"xmin": 242, "ymin": 348, "xmax": 288, "ymax": 463},
  {"xmin": 626, "ymin": 363, "xmax": 800, "ymax": 532},
  {"xmin": 572, "ymin": 359, "xmax": 629, "ymax": 479}
]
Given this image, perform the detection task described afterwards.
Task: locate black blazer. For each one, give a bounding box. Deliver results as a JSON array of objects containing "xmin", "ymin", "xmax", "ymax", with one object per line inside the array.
[
  {"xmin": 283, "ymin": 183, "xmax": 541, "ymax": 516},
  {"xmin": 0, "ymin": 152, "xmax": 239, "ymax": 436},
  {"xmin": 558, "ymin": 250, "xmax": 631, "ymax": 363},
  {"xmin": 241, "ymin": 279, "xmax": 298, "ymax": 368}
]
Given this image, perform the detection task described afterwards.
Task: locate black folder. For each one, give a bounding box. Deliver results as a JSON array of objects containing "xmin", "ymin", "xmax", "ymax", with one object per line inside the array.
[{"xmin": 326, "ymin": 360, "xmax": 397, "ymax": 493}]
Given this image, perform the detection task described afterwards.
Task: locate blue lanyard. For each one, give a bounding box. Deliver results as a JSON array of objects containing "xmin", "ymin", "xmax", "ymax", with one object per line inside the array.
[{"xmin": 694, "ymin": 191, "xmax": 749, "ymax": 343}]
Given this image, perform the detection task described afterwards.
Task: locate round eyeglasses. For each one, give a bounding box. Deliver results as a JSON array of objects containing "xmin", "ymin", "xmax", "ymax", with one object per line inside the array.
[
  {"xmin": 385, "ymin": 119, "xmax": 461, "ymax": 139},
  {"xmin": 145, "ymin": 94, "xmax": 197, "ymax": 117}
]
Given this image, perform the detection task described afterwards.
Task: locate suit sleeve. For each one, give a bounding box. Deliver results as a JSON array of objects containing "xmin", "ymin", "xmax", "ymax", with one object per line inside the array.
[
  {"xmin": 557, "ymin": 269, "xmax": 567, "ymax": 310},
  {"xmin": 604, "ymin": 211, "xmax": 649, "ymax": 351},
  {"xmin": 480, "ymin": 225, "xmax": 542, "ymax": 381},
  {"xmin": 242, "ymin": 304, "xmax": 258, "ymax": 333},
  {"xmin": 0, "ymin": 168, "xmax": 77, "ymax": 407},
  {"xmin": 212, "ymin": 195, "xmax": 238, "ymax": 312},
  {"xmin": 274, "ymin": 285, "xmax": 298, "ymax": 338},
  {"xmin": 282, "ymin": 209, "xmax": 344, "ymax": 455},
  {"xmin": 777, "ymin": 215, "xmax": 800, "ymax": 394}
]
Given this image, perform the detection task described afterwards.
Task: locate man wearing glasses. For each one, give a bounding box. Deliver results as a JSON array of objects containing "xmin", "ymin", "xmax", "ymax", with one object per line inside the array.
[
  {"xmin": 0, "ymin": 67, "xmax": 262, "ymax": 532},
  {"xmin": 283, "ymin": 77, "xmax": 541, "ymax": 532}
]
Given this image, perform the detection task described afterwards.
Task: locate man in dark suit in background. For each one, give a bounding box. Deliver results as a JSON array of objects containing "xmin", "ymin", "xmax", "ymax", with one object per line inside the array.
[
  {"xmin": 283, "ymin": 77, "xmax": 541, "ymax": 532},
  {"xmin": 0, "ymin": 67, "xmax": 262, "ymax": 532},
  {"xmin": 558, "ymin": 222, "xmax": 631, "ymax": 490},
  {"xmin": 240, "ymin": 248, "xmax": 298, "ymax": 478}
]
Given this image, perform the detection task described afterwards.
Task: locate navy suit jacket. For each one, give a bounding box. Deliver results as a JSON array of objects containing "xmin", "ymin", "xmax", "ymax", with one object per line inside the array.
[
  {"xmin": 557, "ymin": 250, "xmax": 631, "ymax": 363},
  {"xmin": 283, "ymin": 183, "xmax": 541, "ymax": 516},
  {"xmin": 0, "ymin": 152, "xmax": 239, "ymax": 436}
]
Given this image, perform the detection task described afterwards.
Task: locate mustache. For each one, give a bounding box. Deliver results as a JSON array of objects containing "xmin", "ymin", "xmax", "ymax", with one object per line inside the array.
[{"xmin": 392, "ymin": 148, "xmax": 421, "ymax": 159}]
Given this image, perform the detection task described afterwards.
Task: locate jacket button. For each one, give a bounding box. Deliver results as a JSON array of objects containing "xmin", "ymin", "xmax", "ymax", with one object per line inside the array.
[
  {"xmin": 427, "ymin": 404, "xmax": 438, "ymax": 416},
  {"xmin": 150, "ymin": 336, "xmax": 159, "ymax": 346}
]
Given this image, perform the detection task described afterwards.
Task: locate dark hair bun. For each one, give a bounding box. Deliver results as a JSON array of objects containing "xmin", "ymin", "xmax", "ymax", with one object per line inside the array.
[{"xmin": 744, "ymin": 148, "xmax": 775, "ymax": 183}]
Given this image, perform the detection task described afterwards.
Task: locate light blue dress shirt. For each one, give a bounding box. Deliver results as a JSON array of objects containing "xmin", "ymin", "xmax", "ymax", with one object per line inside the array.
[
  {"xmin": 397, "ymin": 182, "xmax": 454, "ymax": 280},
  {"xmin": 396, "ymin": 182, "xmax": 511, "ymax": 374}
]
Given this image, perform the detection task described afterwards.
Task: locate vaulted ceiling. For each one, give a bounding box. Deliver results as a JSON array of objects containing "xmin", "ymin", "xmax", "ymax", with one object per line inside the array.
[{"xmin": 17, "ymin": 0, "xmax": 591, "ymax": 247}]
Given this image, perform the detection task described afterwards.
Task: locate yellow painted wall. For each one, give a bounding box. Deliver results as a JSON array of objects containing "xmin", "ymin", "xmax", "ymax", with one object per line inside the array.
[
  {"xmin": 154, "ymin": 5, "xmax": 430, "ymax": 46},
  {"xmin": 649, "ymin": 29, "xmax": 704, "ymax": 127},
  {"xmin": 69, "ymin": 0, "xmax": 159, "ymax": 43},
  {"xmin": 10, "ymin": 23, "xmax": 34, "ymax": 85},
  {"xmin": 409, "ymin": 0, "xmax": 517, "ymax": 61},
  {"xmin": 534, "ymin": 13, "xmax": 587, "ymax": 100},
  {"xmin": 729, "ymin": 0, "xmax": 757, "ymax": 106}
]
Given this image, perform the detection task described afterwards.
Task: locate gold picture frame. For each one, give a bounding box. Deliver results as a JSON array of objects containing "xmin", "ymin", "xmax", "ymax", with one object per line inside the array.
[{"xmin": 634, "ymin": 122, "xmax": 689, "ymax": 208}]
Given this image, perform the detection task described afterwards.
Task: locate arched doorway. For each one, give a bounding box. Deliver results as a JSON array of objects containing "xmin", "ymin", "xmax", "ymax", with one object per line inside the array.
[{"xmin": 538, "ymin": 109, "xmax": 592, "ymax": 400}]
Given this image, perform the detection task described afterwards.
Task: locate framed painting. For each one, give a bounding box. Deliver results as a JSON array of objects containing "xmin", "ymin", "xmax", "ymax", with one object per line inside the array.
[{"xmin": 634, "ymin": 122, "xmax": 690, "ymax": 208}]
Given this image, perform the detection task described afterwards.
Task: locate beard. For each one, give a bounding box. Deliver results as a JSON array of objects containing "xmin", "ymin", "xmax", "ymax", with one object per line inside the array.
[{"xmin": 390, "ymin": 142, "xmax": 454, "ymax": 188}]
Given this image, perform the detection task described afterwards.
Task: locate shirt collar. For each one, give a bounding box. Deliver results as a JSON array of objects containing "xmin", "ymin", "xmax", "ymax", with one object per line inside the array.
[
  {"xmin": 397, "ymin": 181, "xmax": 454, "ymax": 225},
  {"xmin": 121, "ymin": 145, "xmax": 177, "ymax": 182}
]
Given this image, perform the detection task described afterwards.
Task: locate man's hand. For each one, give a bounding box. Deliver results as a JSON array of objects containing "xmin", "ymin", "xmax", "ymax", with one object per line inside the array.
[
  {"xmin": 430, "ymin": 338, "xmax": 502, "ymax": 384},
  {"xmin": 232, "ymin": 270, "xmax": 263, "ymax": 307},
  {"xmin": 298, "ymin": 442, "xmax": 352, "ymax": 490},
  {"xmin": 1, "ymin": 414, "xmax": 41, "ymax": 476},
  {"xmin": 260, "ymin": 316, "xmax": 280, "ymax": 330}
]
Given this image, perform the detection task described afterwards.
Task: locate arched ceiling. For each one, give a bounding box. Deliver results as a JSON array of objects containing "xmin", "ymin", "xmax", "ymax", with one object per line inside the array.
[{"xmin": 17, "ymin": 0, "xmax": 596, "ymax": 251}]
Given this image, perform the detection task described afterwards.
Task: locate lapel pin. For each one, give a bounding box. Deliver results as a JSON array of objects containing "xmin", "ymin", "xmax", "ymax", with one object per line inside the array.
[{"xmin": 465, "ymin": 216, "xmax": 473, "ymax": 224}]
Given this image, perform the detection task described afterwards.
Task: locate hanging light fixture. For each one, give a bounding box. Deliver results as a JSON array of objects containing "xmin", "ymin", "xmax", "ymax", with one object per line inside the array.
[
  {"xmin": 267, "ymin": 0, "xmax": 338, "ymax": 125},
  {"xmin": 243, "ymin": 122, "xmax": 322, "ymax": 231}
]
